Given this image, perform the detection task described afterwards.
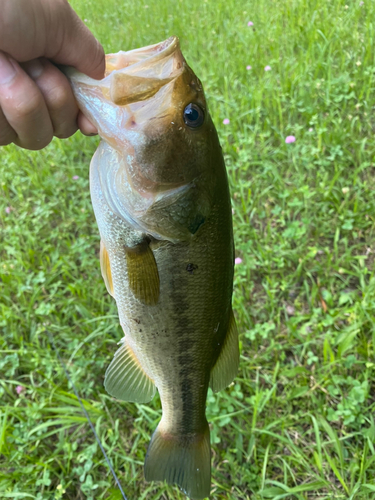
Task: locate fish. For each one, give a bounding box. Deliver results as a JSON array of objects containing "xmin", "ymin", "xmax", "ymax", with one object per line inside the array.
[{"xmin": 65, "ymin": 36, "xmax": 239, "ymax": 500}]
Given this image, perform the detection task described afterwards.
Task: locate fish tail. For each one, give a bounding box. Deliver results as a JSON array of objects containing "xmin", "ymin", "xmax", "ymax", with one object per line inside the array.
[{"xmin": 144, "ymin": 420, "xmax": 211, "ymax": 500}]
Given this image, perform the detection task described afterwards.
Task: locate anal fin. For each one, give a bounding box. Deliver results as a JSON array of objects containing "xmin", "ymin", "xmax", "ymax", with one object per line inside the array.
[
  {"xmin": 125, "ymin": 241, "xmax": 160, "ymax": 306},
  {"xmin": 100, "ymin": 240, "xmax": 114, "ymax": 297},
  {"xmin": 104, "ymin": 339, "xmax": 156, "ymax": 403},
  {"xmin": 210, "ymin": 309, "xmax": 239, "ymax": 393}
]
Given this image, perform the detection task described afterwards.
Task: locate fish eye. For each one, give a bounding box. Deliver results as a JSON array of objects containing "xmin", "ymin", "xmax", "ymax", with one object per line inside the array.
[{"xmin": 183, "ymin": 103, "xmax": 204, "ymax": 128}]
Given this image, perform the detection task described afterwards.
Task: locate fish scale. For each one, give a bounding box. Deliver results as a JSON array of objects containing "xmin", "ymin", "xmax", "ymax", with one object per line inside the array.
[{"xmin": 65, "ymin": 36, "xmax": 239, "ymax": 500}]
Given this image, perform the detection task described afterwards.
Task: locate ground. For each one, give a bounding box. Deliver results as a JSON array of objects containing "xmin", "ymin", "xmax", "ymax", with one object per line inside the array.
[{"xmin": 1, "ymin": 0, "xmax": 375, "ymax": 498}]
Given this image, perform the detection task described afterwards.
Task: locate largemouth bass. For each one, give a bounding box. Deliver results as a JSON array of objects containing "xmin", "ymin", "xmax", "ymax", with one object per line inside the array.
[{"xmin": 65, "ymin": 36, "xmax": 239, "ymax": 500}]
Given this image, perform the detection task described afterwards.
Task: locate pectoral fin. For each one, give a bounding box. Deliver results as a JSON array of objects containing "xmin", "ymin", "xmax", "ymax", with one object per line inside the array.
[
  {"xmin": 100, "ymin": 240, "xmax": 114, "ymax": 297},
  {"xmin": 104, "ymin": 339, "xmax": 156, "ymax": 403},
  {"xmin": 210, "ymin": 310, "xmax": 239, "ymax": 393},
  {"xmin": 125, "ymin": 241, "xmax": 160, "ymax": 306}
]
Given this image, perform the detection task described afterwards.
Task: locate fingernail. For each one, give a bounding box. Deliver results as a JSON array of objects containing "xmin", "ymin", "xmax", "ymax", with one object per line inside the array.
[
  {"xmin": 0, "ymin": 51, "xmax": 17, "ymax": 85},
  {"xmin": 23, "ymin": 59, "xmax": 44, "ymax": 80}
]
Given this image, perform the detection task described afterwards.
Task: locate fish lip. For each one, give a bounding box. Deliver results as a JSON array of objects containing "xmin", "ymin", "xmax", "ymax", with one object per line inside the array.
[
  {"xmin": 64, "ymin": 36, "xmax": 184, "ymax": 85},
  {"xmin": 105, "ymin": 36, "xmax": 183, "ymax": 77}
]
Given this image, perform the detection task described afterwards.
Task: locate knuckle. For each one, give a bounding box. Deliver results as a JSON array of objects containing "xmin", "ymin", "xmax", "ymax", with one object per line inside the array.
[
  {"xmin": 34, "ymin": 131, "xmax": 54, "ymax": 150},
  {"xmin": 14, "ymin": 93, "xmax": 44, "ymax": 120},
  {"xmin": 0, "ymin": 113, "xmax": 16, "ymax": 146},
  {"xmin": 0, "ymin": 130, "xmax": 16, "ymax": 146},
  {"xmin": 46, "ymin": 84, "xmax": 78, "ymax": 139},
  {"xmin": 18, "ymin": 133, "xmax": 53, "ymax": 151},
  {"xmin": 54, "ymin": 124, "xmax": 77, "ymax": 139},
  {"xmin": 48, "ymin": 85, "xmax": 71, "ymax": 112}
]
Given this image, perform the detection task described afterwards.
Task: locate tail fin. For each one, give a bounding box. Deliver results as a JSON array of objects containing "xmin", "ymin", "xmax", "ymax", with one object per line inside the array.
[{"xmin": 144, "ymin": 421, "xmax": 211, "ymax": 500}]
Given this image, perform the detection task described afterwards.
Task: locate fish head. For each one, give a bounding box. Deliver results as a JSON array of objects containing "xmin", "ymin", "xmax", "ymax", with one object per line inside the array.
[
  {"xmin": 105, "ymin": 36, "xmax": 214, "ymax": 193},
  {"xmin": 67, "ymin": 37, "xmax": 223, "ymax": 240}
]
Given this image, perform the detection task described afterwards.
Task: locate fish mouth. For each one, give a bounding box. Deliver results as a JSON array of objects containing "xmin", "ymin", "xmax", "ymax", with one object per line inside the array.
[
  {"xmin": 105, "ymin": 36, "xmax": 182, "ymax": 76},
  {"xmin": 103, "ymin": 36, "xmax": 185, "ymax": 106}
]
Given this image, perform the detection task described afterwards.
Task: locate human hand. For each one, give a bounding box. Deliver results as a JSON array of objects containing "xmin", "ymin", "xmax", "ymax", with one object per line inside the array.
[{"xmin": 0, "ymin": 0, "xmax": 105, "ymax": 150}]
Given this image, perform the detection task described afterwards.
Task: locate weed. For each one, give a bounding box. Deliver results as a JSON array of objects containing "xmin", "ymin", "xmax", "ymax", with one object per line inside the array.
[{"xmin": 2, "ymin": 0, "xmax": 375, "ymax": 498}]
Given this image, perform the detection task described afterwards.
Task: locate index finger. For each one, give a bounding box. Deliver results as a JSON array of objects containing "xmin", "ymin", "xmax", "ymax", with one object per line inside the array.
[{"xmin": 0, "ymin": 51, "xmax": 53, "ymax": 150}]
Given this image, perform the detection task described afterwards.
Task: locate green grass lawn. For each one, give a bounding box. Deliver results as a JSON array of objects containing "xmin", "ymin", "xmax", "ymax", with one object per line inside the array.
[{"xmin": 1, "ymin": 0, "xmax": 375, "ymax": 498}]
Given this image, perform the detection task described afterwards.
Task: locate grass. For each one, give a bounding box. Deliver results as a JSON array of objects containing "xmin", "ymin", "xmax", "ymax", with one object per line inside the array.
[{"xmin": 1, "ymin": 0, "xmax": 375, "ymax": 498}]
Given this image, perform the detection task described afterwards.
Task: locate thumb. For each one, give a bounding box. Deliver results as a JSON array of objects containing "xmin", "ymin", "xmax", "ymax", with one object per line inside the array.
[
  {"xmin": 48, "ymin": 1, "xmax": 105, "ymax": 80},
  {"xmin": 0, "ymin": 0, "xmax": 105, "ymax": 79}
]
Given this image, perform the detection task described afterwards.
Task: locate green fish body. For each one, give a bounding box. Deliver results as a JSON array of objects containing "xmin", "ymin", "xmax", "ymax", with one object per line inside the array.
[{"xmin": 66, "ymin": 36, "xmax": 239, "ymax": 499}]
